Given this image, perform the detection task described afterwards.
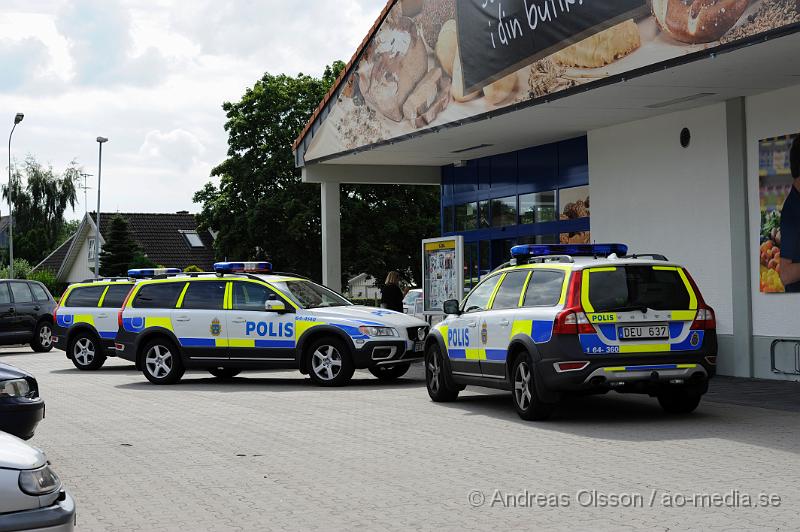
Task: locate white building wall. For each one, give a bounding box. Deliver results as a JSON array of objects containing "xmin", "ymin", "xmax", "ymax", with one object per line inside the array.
[
  {"xmin": 65, "ymin": 236, "xmax": 99, "ymax": 283},
  {"xmin": 587, "ymin": 103, "xmax": 734, "ymax": 335},
  {"xmin": 746, "ymin": 84, "xmax": 800, "ymax": 338}
]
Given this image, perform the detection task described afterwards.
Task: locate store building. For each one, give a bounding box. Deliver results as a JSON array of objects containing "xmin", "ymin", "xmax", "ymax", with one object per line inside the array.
[{"xmin": 293, "ymin": 1, "xmax": 800, "ymax": 381}]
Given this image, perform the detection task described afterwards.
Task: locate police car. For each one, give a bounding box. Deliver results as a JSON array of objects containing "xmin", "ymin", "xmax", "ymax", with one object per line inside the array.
[
  {"xmin": 52, "ymin": 269, "xmax": 183, "ymax": 370},
  {"xmin": 114, "ymin": 262, "xmax": 430, "ymax": 386},
  {"xmin": 424, "ymin": 244, "xmax": 717, "ymax": 420}
]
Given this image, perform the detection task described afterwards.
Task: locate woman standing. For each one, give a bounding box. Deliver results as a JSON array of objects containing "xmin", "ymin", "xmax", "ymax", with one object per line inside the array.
[{"xmin": 380, "ymin": 271, "xmax": 404, "ymax": 312}]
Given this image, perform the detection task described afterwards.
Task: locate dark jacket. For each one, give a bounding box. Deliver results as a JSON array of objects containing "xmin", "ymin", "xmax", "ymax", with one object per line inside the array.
[{"xmin": 380, "ymin": 284, "xmax": 404, "ymax": 313}]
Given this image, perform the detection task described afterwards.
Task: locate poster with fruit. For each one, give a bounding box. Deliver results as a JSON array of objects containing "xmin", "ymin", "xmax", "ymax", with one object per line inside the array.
[
  {"xmin": 759, "ymin": 134, "xmax": 798, "ymax": 293},
  {"xmin": 303, "ymin": 0, "xmax": 800, "ymax": 162}
]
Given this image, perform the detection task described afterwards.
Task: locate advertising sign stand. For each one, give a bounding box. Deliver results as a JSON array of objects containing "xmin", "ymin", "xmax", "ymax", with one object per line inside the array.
[{"xmin": 422, "ymin": 236, "xmax": 464, "ymax": 323}]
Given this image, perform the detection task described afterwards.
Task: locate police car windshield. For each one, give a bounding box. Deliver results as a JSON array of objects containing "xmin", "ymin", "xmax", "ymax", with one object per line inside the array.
[{"xmin": 271, "ymin": 280, "xmax": 351, "ymax": 309}]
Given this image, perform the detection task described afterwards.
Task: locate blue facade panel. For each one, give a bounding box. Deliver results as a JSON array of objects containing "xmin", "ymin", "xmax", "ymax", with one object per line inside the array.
[{"xmin": 441, "ymin": 136, "xmax": 590, "ymax": 275}]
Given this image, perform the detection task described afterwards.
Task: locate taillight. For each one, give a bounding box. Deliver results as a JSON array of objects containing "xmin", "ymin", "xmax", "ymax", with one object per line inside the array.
[
  {"xmin": 553, "ymin": 272, "xmax": 594, "ymax": 335},
  {"xmin": 118, "ymin": 288, "xmax": 134, "ymax": 328},
  {"xmin": 681, "ymin": 269, "xmax": 716, "ymax": 330},
  {"xmin": 691, "ymin": 307, "xmax": 716, "ymax": 330},
  {"xmin": 52, "ymin": 302, "xmax": 59, "ymax": 322}
]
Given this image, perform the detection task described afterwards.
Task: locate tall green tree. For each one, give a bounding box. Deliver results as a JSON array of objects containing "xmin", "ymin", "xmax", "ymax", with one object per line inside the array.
[
  {"xmin": 194, "ymin": 61, "xmax": 440, "ymax": 285},
  {"xmin": 2, "ymin": 156, "xmax": 79, "ymax": 265},
  {"xmin": 98, "ymin": 215, "xmax": 140, "ymax": 277}
]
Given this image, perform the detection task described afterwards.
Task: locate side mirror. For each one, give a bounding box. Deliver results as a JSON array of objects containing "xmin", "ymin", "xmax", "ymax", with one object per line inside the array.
[
  {"xmin": 442, "ymin": 299, "xmax": 461, "ymax": 316},
  {"xmin": 265, "ymin": 299, "xmax": 287, "ymax": 312}
]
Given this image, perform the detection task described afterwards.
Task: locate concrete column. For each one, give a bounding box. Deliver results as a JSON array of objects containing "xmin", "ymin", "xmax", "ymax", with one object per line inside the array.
[
  {"xmin": 725, "ymin": 97, "xmax": 754, "ymax": 377},
  {"xmin": 321, "ymin": 182, "xmax": 342, "ymax": 292}
]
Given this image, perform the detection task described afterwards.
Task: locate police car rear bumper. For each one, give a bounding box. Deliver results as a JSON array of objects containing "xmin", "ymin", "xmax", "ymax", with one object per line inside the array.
[
  {"xmin": 51, "ymin": 324, "xmax": 68, "ymax": 352},
  {"xmin": 352, "ymin": 340, "xmax": 423, "ymax": 368},
  {"xmin": 535, "ymin": 335, "xmax": 717, "ymax": 396}
]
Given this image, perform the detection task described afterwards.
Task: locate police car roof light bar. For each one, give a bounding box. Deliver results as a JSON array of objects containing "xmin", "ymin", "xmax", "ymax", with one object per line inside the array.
[
  {"xmin": 213, "ymin": 262, "xmax": 273, "ymax": 274},
  {"xmin": 127, "ymin": 268, "xmax": 183, "ymax": 279},
  {"xmin": 510, "ymin": 243, "xmax": 629, "ymax": 260}
]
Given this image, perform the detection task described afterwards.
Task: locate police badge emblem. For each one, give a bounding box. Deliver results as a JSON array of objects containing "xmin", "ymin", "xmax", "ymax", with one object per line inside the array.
[
  {"xmin": 690, "ymin": 331, "xmax": 700, "ymax": 347},
  {"xmin": 210, "ymin": 318, "xmax": 221, "ymax": 337}
]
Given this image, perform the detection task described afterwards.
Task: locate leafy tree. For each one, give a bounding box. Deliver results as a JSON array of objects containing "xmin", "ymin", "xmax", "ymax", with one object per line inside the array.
[
  {"xmin": 194, "ymin": 61, "xmax": 440, "ymax": 285},
  {"xmin": 2, "ymin": 157, "xmax": 79, "ymax": 265},
  {"xmin": 129, "ymin": 252, "xmax": 157, "ymax": 269},
  {"xmin": 98, "ymin": 215, "xmax": 140, "ymax": 277},
  {"xmin": 184, "ymin": 265, "xmax": 203, "ymax": 273}
]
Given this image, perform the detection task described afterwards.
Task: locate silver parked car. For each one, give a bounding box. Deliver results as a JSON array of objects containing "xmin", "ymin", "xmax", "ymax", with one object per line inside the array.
[{"xmin": 0, "ymin": 431, "xmax": 75, "ymax": 531}]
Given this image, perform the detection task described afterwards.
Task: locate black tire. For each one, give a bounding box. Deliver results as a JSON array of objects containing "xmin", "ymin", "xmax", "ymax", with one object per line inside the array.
[
  {"xmin": 511, "ymin": 351, "xmax": 555, "ymax": 421},
  {"xmin": 306, "ymin": 337, "xmax": 355, "ymax": 387},
  {"xmin": 68, "ymin": 331, "xmax": 106, "ymax": 370},
  {"xmin": 208, "ymin": 368, "xmax": 242, "ymax": 380},
  {"xmin": 425, "ymin": 343, "xmax": 459, "ymax": 402},
  {"xmin": 369, "ymin": 363, "xmax": 411, "ymax": 382},
  {"xmin": 31, "ymin": 321, "xmax": 54, "ymax": 353},
  {"xmin": 657, "ymin": 389, "xmax": 702, "ymax": 414},
  {"xmin": 141, "ymin": 338, "xmax": 184, "ymax": 385}
]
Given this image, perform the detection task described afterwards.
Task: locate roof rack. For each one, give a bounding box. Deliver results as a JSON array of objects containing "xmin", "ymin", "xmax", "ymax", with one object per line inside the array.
[
  {"xmin": 627, "ymin": 253, "xmax": 669, "ymax": 261},
  {"xmin": 79, "ymin": 277, "xmax": 134, "ymax": 283}
]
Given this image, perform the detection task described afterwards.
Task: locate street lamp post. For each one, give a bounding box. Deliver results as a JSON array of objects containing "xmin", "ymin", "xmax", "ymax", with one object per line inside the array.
[
  {"xmin": 94, "ymin": 137, "xmax": 108, "ymax": 279},
  {"xmin": 7, "ymin": 113, "xmax": 23, "ymax": 279}
]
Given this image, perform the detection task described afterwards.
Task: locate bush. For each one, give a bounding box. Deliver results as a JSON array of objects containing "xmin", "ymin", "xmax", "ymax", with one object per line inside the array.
[
  {"xmin": 184, "ymin": 265, "xmax": 203, "ymax": 273},
  {"xmin": 0, "ymin": 259, "xmax": 33, "ymax": 280},
  {"xmin": 27, "ymin": 269, "xmax": 62, "ymax": 297}
]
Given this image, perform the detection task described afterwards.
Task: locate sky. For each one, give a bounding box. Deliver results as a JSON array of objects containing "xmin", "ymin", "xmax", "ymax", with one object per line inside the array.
[{"xmin": 0, "ymin": 0, "xmax": 386, "ymax": 220}]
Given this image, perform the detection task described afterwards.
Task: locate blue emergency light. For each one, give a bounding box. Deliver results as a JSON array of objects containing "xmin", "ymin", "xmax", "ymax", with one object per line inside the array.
[
  {"xmin": 127, "ymin": 268, "xmax": 182, "ymax": 279},
  {"xmin": 214, "ymin": 261, "xmax": 273, "ymax": 274},
  {"xmin": 510, "ymin": 243, "xmax": 628, "ymax": 259}
]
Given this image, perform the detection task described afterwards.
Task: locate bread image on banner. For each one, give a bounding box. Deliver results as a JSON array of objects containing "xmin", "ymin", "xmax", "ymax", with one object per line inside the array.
[{"xmin": 553, "ymin": 20, "xmax": 642, "ymax": 68}]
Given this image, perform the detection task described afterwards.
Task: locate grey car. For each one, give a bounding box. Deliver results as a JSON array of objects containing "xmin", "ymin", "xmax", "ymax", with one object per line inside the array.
[{"xmin": 0, "ymin": 431, "xmax": 75, "ymax": 531}]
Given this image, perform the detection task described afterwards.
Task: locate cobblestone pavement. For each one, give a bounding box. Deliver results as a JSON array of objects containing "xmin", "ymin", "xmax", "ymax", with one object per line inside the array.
[{"xmin": 2, "ymin": 347, "xmax": 799, "ymax": 531}]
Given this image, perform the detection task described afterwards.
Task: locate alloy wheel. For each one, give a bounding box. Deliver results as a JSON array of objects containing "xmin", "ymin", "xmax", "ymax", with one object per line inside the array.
[
  {"xmin": 39, "ymin": 325, "xmax": 52, "ymax": 348},
  {"xmin": 311, "ymin": 345, "xmax": 342, "ymax": 381},
  {"xmin": 514, "ymin": 361, "xmax": 533, "ymax": 411},
  {"xmin": 145, "ymin": 345, "xmax": 173, "ymax": 379},
  {"xmin": 73, "ymin": 338, "xmax": 95, "ymax": 366},
  {"xmin": 427, "ymin": 349, "xmax": 441, "ymax": 394}
]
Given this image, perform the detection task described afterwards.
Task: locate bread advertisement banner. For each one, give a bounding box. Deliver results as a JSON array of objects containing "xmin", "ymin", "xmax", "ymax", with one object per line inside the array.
[
  {"xmin": 759, "ymin": 133, "xmax": 800, "ymax": 294},
  {"xmin": 303, "ymin": 0, "xmax": 800, "ymax": 162}
]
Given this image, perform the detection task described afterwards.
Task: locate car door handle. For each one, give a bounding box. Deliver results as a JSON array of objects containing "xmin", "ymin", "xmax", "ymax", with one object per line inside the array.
[
  {"xmin": 33, "ymin": 306, "xmax": 40, "ymax": 311},
  {"xmin": 231, "ymin": 318, "xmax": 246, "ymax": 324},
  {"xmin": 174, "ymin": 315, "xmax": 190, "ymax": 322},
  {"xmin": 97, "ymin": 313, "xmax": 108, "ymax": 319},
  {"xmin": 499, "ymin": 319, "xmax": 510, "ymax": 327},
  {"xmin": 467, "ymin": 321, "xmax": 477, "ymax": 328}
]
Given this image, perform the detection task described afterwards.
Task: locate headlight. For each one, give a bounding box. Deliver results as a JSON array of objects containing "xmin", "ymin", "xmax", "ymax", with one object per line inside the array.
[
  {"xmin": 358, "ymin": 325, "xmax": 398, "ymax": 337},
  {"xmin": 0, "ymin": 379, "xmax": 30, "ymax": 398},
  {"xmin": 19, "ymin": 465, "xmax": 61, "ymax": 496}
]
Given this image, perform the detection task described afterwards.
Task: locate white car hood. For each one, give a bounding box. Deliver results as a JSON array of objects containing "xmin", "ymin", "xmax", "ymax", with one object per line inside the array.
[
  {"xmin": 304, "ymin": 305, "xmax": 427, "ymax": 329},
  {"xmin": 0, "ymin": 432, "xmax": 46, "ymax": 470}
]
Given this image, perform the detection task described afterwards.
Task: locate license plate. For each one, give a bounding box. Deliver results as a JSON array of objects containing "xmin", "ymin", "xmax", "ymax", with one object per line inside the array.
[
  {"xmin": 618, "ymin": 324, "xmax": 669, "ymax": 340},
  {"xmin": 414, "ymin": 341, "xmax": 425, "ymax": 352}
]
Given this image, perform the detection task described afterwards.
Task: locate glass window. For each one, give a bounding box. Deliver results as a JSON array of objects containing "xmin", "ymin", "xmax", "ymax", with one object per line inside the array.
[
  {"xmin": 233, "ymin": 282, "xmax": 279, "ymax": 311},
  {"xmin": 455, "ymin": 203, "xmax": 478, "ymax": 231},
  {"xmin": 519, "ymin": 191, "xmax": 556, "ymax": 225},
  {"xmin": 491, "ymin": 197, "xmax": 517, "ymax": 227},
  {"xmin": 88, "ymin": 238, "xmax": 97, "ymax": 260},
  {"xmin": 479, "ymin": 240, "xmax": 491, "ymax": 277},
  {"xmin": 464, "ymin": 242, "xmax": 478, "ymax": 294},
  {"xmin": 443, "ymin": 205, "xmax": 455, "ymax": 233},
  {"xmin": 133, "ymin": 282, "xmax": 186, "ymax": 309},
  {"xmin": 29, "ymin": 283, "xmax": 50, "ymax": 302},
  {"xmin": 181, "ymin": 281, "xmax": 226, "ymax": 310},
  {"xmin": 270, "ymin": 280, "xmax": 349, "ymax": 309},
  {"xmin": 524, "ymin": 270, "xmax": 565, "ymax": 307},
  {"xmin": 183, "ymin": 231, "xmax": 204, "ymax": 248},
  {"xmin": 478, "ymin": 200, "xmax": 490, "ymax": 228},
  {"xmin": 586, "ymin": 267, "xmax": 691, "ymax": 312},
  {"xmin": 101, "ymin": 284, "xmax": 133, "ymax": 308},
  {"xmin": 9, "ymin": 282, "xmax": 33, "ymax": 304},
  {"xmin": 462, "ymin": 274, "xmax": 502, "ymax": 313},
  {"xmin": 0, "ymin": 283, "xmax": 10, "ymax": 305},
  {"xmin": 64, "ymin": 285, "xmax": 105, "ymax": 307},
  {"xmin": 517, "ymin": 234, "xmax": 559, "ymax": 245},
  {"xmin": 492, "ymin": 271, "xmax": 530, "ymax": 310}
]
